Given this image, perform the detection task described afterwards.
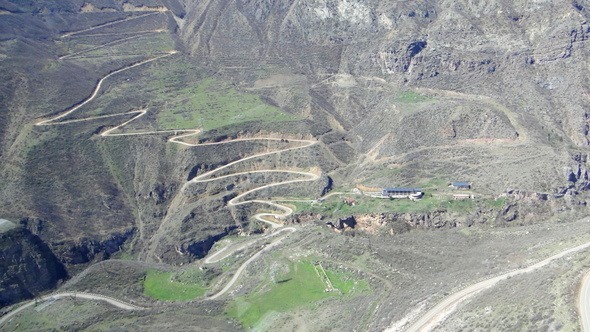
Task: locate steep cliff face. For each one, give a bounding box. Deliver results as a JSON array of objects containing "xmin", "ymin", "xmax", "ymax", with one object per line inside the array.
[
  {"xmin": 314, "ymin": 197, "xmax": 568, "ymax": 234},
  {"xmin": 0, "ymin": 227, "xmax": 68, "ymax": 307}
]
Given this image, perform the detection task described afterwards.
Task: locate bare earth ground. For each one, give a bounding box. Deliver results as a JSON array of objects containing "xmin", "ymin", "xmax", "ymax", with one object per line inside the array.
[{"xmin": 435, "ymin": 246, "xmax": 590, "ymax": 332}]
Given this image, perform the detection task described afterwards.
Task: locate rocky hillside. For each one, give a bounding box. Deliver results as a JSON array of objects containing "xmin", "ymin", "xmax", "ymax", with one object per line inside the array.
[
  {"xmin": 1, "ymin": 0, "xmax": 590, "ymax": 306},
  {"xmin": 179, "ymin": 0, "xmax": 590, "ymax": 192}
]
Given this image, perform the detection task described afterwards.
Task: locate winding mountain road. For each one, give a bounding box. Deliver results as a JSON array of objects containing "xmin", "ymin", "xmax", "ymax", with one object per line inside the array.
[
  {"xmin": 31, "ymin": 10, "xmax": 323, "ymax": 310},
  {"xmin": 205, "ymin": 227, "xmax": 296, "ymax": 300},
  {"xmin": 59, "ymin": 31, "xmax": 164, "ymax": 60},
  {"xmin": 398, "ymin": 240, "xmax": 590, "ymax": 332},
  {"xmin": 37, "ymin": 53, "xmax": 319, "ymax": 232},
  {"xmin": 0, "ymin": 292, "xmax": 143, "ymax": 327},
  {"xmin": 61, "ymin": 12, "xmax": 161, "ymax": 38},
  {"xmin": 22, "ymin": 10, "xmax": 590, "ymax": 331},
  {"xmin": 37, "ymin": 91, "xmax": 318, "ymax": 301},
  {"xmin": 36, "ymin": 52, "xmax": 177, "ymax": 126}
]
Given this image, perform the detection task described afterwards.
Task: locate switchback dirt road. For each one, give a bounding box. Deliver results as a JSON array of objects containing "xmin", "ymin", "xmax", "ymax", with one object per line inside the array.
[{"xmin": 33, "ymin": 15, "xmax": 321, "ymax": 304}]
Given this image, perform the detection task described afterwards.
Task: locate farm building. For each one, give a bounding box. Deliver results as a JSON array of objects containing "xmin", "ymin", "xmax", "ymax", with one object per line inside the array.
[
  {"xmin": 381, "ymin": 188, "xmax": 423, "ymax": 199},
  {"xmin": 450, "ymin": 181, "xmax": 471, "ymax": 189}
]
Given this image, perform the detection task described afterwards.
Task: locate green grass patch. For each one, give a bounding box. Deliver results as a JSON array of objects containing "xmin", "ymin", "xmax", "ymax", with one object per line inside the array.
[
  {"xmin": 143, "ymin": 269, "xmax": 207, "ymax": 301},
  {"xmin": 326, "ymin": 269, "xmax": 368, "ymax": 295},
  {"xmin": 59, "ymin": 54, "xmax": 298, "ymax": 132},
  {"xmin": 226, "ymin": 260, "xmax": 367, "ymax": 329},
  {"xmin": 394, "ymin": 91, "xmax": 431, "ymax": 103},
  {"xmin": 484, "ymin": 197, "xmax": 507, "ymax": 208},
  {"xmin": 440, "ymin": 198, "xmax": 475, "ymax": 213},
  {"xmin": 154, "ymin": 78, "xmax": 299, "ymax": 131},
  {"xmin": 294, "ymin": 193, "xmax": 478, "ymax": 216},
  {"xmin": 41, "ymin": 60, "xmax": 63, "ymax": 73},
  {"xmin": 115, "ymin": 251, "xmax": 135, "ymax": 261},
  {"xmin": 417, "ymin": 177, "xmax": 448, "ymax": 190},
  {"xmin": 97, "ymin": 139, "xmax": 135, "ymax": 193}
]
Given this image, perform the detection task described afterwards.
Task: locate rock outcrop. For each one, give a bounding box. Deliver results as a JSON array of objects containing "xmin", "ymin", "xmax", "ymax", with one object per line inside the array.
[
  {"xmin": 19, "ymin": 218, "xmax": 135, "ymax": 265},
  {"xmin": 0, "ymin": 227, "xmax": 67, "ymax": 307}
]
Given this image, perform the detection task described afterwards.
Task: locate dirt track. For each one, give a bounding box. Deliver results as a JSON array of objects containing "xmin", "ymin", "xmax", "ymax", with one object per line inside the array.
[
  {"xmin": 33, "ymin": 15, "xmax": 323, "ymax": 305},
  {"xmin": 579, "ymin": 269, "xmax": 590, "ymax": 332},
  {"xmin": 205, "ymin": 227, "xmax": 296, "ymax": 300},
  {"xmin": 396, "ymin": 240, "xmax": 590, "ymax": 332},
  {"xmin": 0, "ymin": 292, "xmax": 143, "ymax": 327},
  {"xmin": 61, "ymin": 12, "xmax": 161, "ymax": 38}
]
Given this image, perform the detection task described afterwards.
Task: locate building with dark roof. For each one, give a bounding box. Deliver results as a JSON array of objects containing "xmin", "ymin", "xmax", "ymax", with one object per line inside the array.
[
  {"xmin": 450, "ymin": 181, "xmax": 471, "ymax": 189},
  {"xmin": 382, "ymin": 188, "xmax": 423, "ymax": 198}
]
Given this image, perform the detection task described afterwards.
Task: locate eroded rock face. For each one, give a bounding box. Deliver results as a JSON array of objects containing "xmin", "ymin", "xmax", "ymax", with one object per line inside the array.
[
  {"xmin": 19, "ymin": 218, "xmax": 135, "ymax": 265},
  {"xmin": 318, "ymin": 212, "xmax": 460, "ymax": 233},
  {"xmin": 294, "ymin": 189, "xmax": 590, "ymax": 234},
  {"xmin": 55, "ymin": 229, "xmax": 136, "ymax": 265},
  {"xmin": 566, "ymin": 153, "xmax": 590, "ymax": 191},
  {"xmin": 0, "ymin": 228, "xmax": 67, "ymax": 307},
  {"xmin": 185, "ymin": 230, "xmax": 233, "ymax": 259}
]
